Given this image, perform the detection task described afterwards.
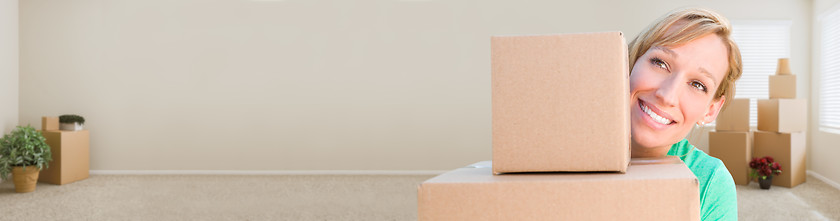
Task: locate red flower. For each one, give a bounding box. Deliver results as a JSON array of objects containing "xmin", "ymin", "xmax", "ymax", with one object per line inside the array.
[{"xmin": 750, "ymin": 155, "xmax": 783, "ymax": 179}]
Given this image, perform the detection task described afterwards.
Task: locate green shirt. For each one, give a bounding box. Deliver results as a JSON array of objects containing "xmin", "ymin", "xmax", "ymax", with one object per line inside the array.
[{"xmin": 667, "ymin": 139, "xmax": 738, "ymax": 221}]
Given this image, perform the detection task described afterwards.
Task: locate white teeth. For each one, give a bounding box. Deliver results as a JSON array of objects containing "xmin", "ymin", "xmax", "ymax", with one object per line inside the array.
[{"xmin": 641, "ymin": 103, "xmax": 673, "ymax": 125}]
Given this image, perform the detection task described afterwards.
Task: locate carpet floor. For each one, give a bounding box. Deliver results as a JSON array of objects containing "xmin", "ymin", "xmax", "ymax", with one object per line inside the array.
[{"xmin": 0, "ymin": 174, "xmax": 838, "ymax": 220}]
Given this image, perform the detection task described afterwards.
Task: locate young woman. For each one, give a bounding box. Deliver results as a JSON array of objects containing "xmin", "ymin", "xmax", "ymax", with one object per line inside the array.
[{"xmin": 629, "ymin": 7, "xmax": 741, "ymax": 220}]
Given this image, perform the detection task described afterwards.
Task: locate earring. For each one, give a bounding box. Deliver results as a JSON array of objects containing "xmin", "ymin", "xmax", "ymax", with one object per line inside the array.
[{"xmin": 697, "ymin": 121, "xmax": 706, "ymax": 126}]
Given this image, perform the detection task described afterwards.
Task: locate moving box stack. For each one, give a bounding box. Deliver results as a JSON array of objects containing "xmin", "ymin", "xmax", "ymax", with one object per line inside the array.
[
  {"xmin": 755, "ymin": 58, "xmax": 807, "ymax": 188},
  {"xmin": 708, "ymin": 98, "xmax": 753, "ymax": 185},
  {"xmin": 39, "ymin": 117, "xmax": 90, "ymax": 185},
  {"xmin": 417, "ymin": 32, "xmax": 701, "ymax": 220}
]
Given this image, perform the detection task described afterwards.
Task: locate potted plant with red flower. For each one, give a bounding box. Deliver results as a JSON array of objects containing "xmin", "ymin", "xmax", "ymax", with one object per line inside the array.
[{"xmin": 749, "ymin": 156, "xmax": 782, "ymax": 189}]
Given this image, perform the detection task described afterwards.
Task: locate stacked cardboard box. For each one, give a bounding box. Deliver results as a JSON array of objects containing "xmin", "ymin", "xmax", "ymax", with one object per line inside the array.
[
  {"xmin": 753, "ymin": 131, "xmax": 806, "ymax": 187},
  {"xmin": 755, "ymin": 58, "xmax": 807, "ymax": 188},
  {"xmin": 490, "ymin": 32, "xmax": 630, "ymax": 174},
  {"xmin": 38, "ymin": 117, "xmax": 90, "ymax": 185},
  {"xmin": 418, "ymin": 32, "xmax": 700, "ymax": 220},
  {"xmin": 708, "ymin": 99, "xmax": 753, "ymax": 185},
  {"xmin": 418, "ymin": 158, "xmax": 699, "ymax": 221}
]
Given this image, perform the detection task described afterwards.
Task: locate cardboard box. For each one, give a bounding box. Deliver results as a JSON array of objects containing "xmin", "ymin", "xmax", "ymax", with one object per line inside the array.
[
  {"xmin": 39, "ymin": 130, "xmax": 90, "ymax": 185},
  {"xmin": 776, "ymin": 58, "xmax": 792, "ymax": 75},
  {"xmin": 418, "ymin": 157, "xmax": 699, "ymax": 221},
  {"xmin": 41, "ymin": 116, "xmax": 59, "ymax": 131},
  {"xmin": 708, "ymin": 131, "xmax": 752, "ymax": 185},
  {"xmin": 753, "ymin": 131, "xmax": 806, "ymax": 188},
  {"xmin": 714, "ymin": 98, "xmax": 750, "ymax": 131},
  {"xmin": 757, "ymin": 99, "xmax": 807, "ymax": 133},
  {"xmin": 491, "ymin": 32, "xmax": 630, "ymax": 173},
  {"xmin": 769, "ymin": 75, "xmax": 796, "ymax": 99}
]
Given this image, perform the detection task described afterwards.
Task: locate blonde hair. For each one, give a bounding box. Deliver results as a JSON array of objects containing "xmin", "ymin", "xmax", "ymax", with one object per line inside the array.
[{"xmin": 628, "ymin": 7, "xmax": 742, "ymax": 110}]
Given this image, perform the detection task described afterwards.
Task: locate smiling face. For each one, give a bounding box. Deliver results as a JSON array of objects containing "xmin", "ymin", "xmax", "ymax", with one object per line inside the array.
[{"xmin": 629, "ymin": 33, "xmax": 730, "ymax": 157}]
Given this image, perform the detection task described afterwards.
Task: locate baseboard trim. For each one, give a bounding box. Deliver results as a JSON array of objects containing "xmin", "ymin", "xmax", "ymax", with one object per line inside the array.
[
  {"xmin": 807, "ymin": 170, "xmax": 840, "ymax": 191},
  {"xmin": 89, "ymin": 170, "xmax": 447, "ymax": 175}
]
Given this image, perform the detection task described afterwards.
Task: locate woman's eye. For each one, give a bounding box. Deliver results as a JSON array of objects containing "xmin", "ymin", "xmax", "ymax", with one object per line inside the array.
[
  {"xmin": 690, "ymin": 81, "xmax": 708, "ymax": 92},
  {"xmin": 650, "ymin": 58, "xmax": 668, "ymax": 70}
]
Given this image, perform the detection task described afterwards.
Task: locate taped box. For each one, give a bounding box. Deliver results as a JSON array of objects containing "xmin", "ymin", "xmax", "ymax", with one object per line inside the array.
[
  {"xmin": 769, "ymin": 75, "xmax": 796, "ymax": 99},
  {"xmin": 41, "ymin": 116, "xmax": 59, "ymax": 131},
  {"xmin": 714, "ymin": 98, "xmax": 750, "ymax": 132},
  {"xmin": 418, "ymin": 157, "xmax": 699, "ymax": 221},
  {"xmin": 757, "ymin": 99, "xmax": 807, "ymax": 133},
  {"xmin": 708, "ymin": 131, "xmax": 752, "ymax": 185},
  {"xmin": 39, "ymin": 130, "xmax": 90, "ymax": 185},
  {"xmin": 491, "ymin": 32, "xmax": 630, "ymax": 173},
  {"xmin": 754, "ymin": 131, "xmax": 806, "ymax": 188}
]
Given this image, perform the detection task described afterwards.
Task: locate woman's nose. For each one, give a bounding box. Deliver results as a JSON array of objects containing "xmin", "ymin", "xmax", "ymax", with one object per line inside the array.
[{"xmin": 654, "ymin": 75, "xmax": 680, "ymax": 107}]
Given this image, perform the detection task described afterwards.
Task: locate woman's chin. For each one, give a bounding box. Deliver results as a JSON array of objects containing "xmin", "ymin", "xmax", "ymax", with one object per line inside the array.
[{"xmin": 631, "ymin": 130, "xmax": 671, "ymax": 149}]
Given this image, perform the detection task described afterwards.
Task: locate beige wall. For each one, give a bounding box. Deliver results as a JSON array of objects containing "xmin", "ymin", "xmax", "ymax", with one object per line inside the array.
[
  {"xmin": 1, "ymin": 0, "xmax": 17, "ymax": 133},
  {"xmin": 811, "ymin": 0, "xmax": 840, "ymax": 185},
  {"xmin": 19, "ymin": 0, "xmax": 812, "ymax": 171},
  {"xmin": 1, "ymin": 0, "xmax": 18, "ymax": 183}
]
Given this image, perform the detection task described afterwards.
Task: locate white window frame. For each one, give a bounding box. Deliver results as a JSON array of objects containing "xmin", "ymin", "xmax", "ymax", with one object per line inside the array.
[
  {"xmin": 726, "ymin": 20, "xmax": 792, "ymax": 127},
  {"xmin": 819, "ymin": 7, "xmax": 840, "ymax": 134}
]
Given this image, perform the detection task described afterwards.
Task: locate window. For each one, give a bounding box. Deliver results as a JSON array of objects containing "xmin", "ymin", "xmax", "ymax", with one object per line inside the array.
[
  {"xmin": 821, "ymin": 8, "xmax": 840, "ymax": 132},
  {"xmin": 728, "ymin": 21, "xmax": 792, "ymax": 126}
]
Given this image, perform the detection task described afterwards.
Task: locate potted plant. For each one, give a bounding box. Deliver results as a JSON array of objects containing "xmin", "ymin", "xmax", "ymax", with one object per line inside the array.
[
  {"xmin": 0, "ymin": 125, "xmax": 53, "ymax": 193},
  {"xmin": 749, "ymin": 156, "xmax": 782, "ymax": 189},
  {"xmin": 59, "ymin": 114, "xmax": 85, "ymax": 131}
]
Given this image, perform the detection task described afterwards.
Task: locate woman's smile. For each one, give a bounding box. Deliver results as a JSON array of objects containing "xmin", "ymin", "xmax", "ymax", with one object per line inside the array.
[{"xmin": 639, "ymin": 99, "xmax": 675, "ymax": 126}]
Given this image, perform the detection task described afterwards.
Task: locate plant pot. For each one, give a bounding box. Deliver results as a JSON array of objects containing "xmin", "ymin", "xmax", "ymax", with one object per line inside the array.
[
  {"xmin": 12, "ymin": 166, "xmax": 41, "ymax": 193},
  {"xmin": 759, "ymin": 176, "xmax": 773, "ymax": 189},
  {"xmin": 59, "ymin": 122, "xmax": 83, "ymax": 131}
]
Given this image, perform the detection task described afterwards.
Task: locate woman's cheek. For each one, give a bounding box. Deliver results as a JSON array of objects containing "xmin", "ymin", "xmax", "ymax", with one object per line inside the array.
[
  {"xmin": 680, "ymin": 94, "xmax": 709, "ymax": 125},
  {"xmin": 628, "ymin": 66, "xmax": 648, "ymax": 92}
]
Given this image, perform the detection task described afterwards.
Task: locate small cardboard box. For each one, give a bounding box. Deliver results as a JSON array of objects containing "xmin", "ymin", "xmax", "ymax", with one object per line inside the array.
[
  {"xmin": 753, "ymin": 131, "xmax": 806, "ymax": 188},
  {"xmin": 418, "ymin": 157, "xmax": 699, "ymax": 221},
  {"xmin": 757, "ymin": 99, "xmax": 807, "ymax": 133},
  {"xmin": 769, "ymin": 75, "xmax": 796, "ymax": 99},
  {"xmin": 41, "ymin": 116, "xmax": 59, "ymax": 131},
  {"xmin": 491, "ymin": 32, "xmax": 630, "ymax": 173},
  {"xmin": 39, "ymin": 130, "xmax": 90, "ymax": 185},
  {"xmin": 714, "ymin": 98, "xmax": 750, "ymax": 131},
  {"xmin": 708, "ymin": 131, "xmax": 752, "ymax": 185}
]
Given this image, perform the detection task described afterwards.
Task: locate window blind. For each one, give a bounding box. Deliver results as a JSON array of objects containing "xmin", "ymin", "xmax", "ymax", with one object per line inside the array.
[
  {"xmin": 821, "ymin": 8, "xmax": 840, "ymax": 132},
  {"xmin": 727, "ymin": 21, "xmax": 791, "ymax": 127}
]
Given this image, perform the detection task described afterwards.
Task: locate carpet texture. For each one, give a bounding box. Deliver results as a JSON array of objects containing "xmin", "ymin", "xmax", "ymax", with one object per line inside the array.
[{"xmin": 0, "ymin": 174, "xmax": 838, "ymax": 220}]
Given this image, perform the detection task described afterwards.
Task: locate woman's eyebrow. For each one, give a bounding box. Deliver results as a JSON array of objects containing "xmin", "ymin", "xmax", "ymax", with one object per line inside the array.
[
  {"xmin": 653, "ymin": 46, "xmax": 679, "ymax": 58},
  {"xmin": 654, "ymin": 46, "xmax": 718, "ymax": 87},
  {"xmin": 698, "ymin": 67, "xmax": 717, "ymax": 87}
]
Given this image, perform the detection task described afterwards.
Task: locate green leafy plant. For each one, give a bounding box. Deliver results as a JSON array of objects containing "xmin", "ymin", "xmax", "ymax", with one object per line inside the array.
[
  {"xmin": 59, "ymin": 114, "xmax": 85, "ymax": 124},
  {"xmin": 0, "ymin": 125, "xmax": 53, "ymax": 180}
]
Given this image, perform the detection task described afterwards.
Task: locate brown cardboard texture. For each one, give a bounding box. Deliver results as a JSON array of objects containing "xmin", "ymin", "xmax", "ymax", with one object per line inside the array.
[
  {"xmin": 754, "ymin": 131, "xmax": 806, "ymax": 188},
  {"xmin": 491, "ymin": 32, "xmax": 630, "ymax": 173},
  {"xmin": 708, "ymin": 131, "xmax": 752, "ymax": 185},
  {"xmin": 769, "ymin": 75, "xmax": 796, "ymax": 99},
  {"xmin": 757, "ymin": 99, "xmax": 807, "ymax": 133},
  {"xmin": 39, "ymin": 130, "xmax": 90, "ymax": 185},
  {"xmin": 41, "ymin": 116, "xmax": 59, "ymax": 131},
  {"xmin": 418, "ymin": 157, "xmax": 699, "ymax": 221},
  {"xmin": 715, "ymin": 98, "xmax": 750, "ymax": 131},
  {"xmin": 776, "ymin": 58, "xmax": 792, "ymax": 75}
]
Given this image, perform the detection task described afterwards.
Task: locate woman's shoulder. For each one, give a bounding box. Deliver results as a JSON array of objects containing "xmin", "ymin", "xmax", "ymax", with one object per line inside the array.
[
  {"xmin": 669, "ymin": 140, "xmax": 738, "ymax": 220},
  {"xmin": 687, "ymin": 147, "xmax": 725, "ymax": 170},
  {"xmin": 668, "ymin": 140, "xmax": 729, "ymax": 179}
]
